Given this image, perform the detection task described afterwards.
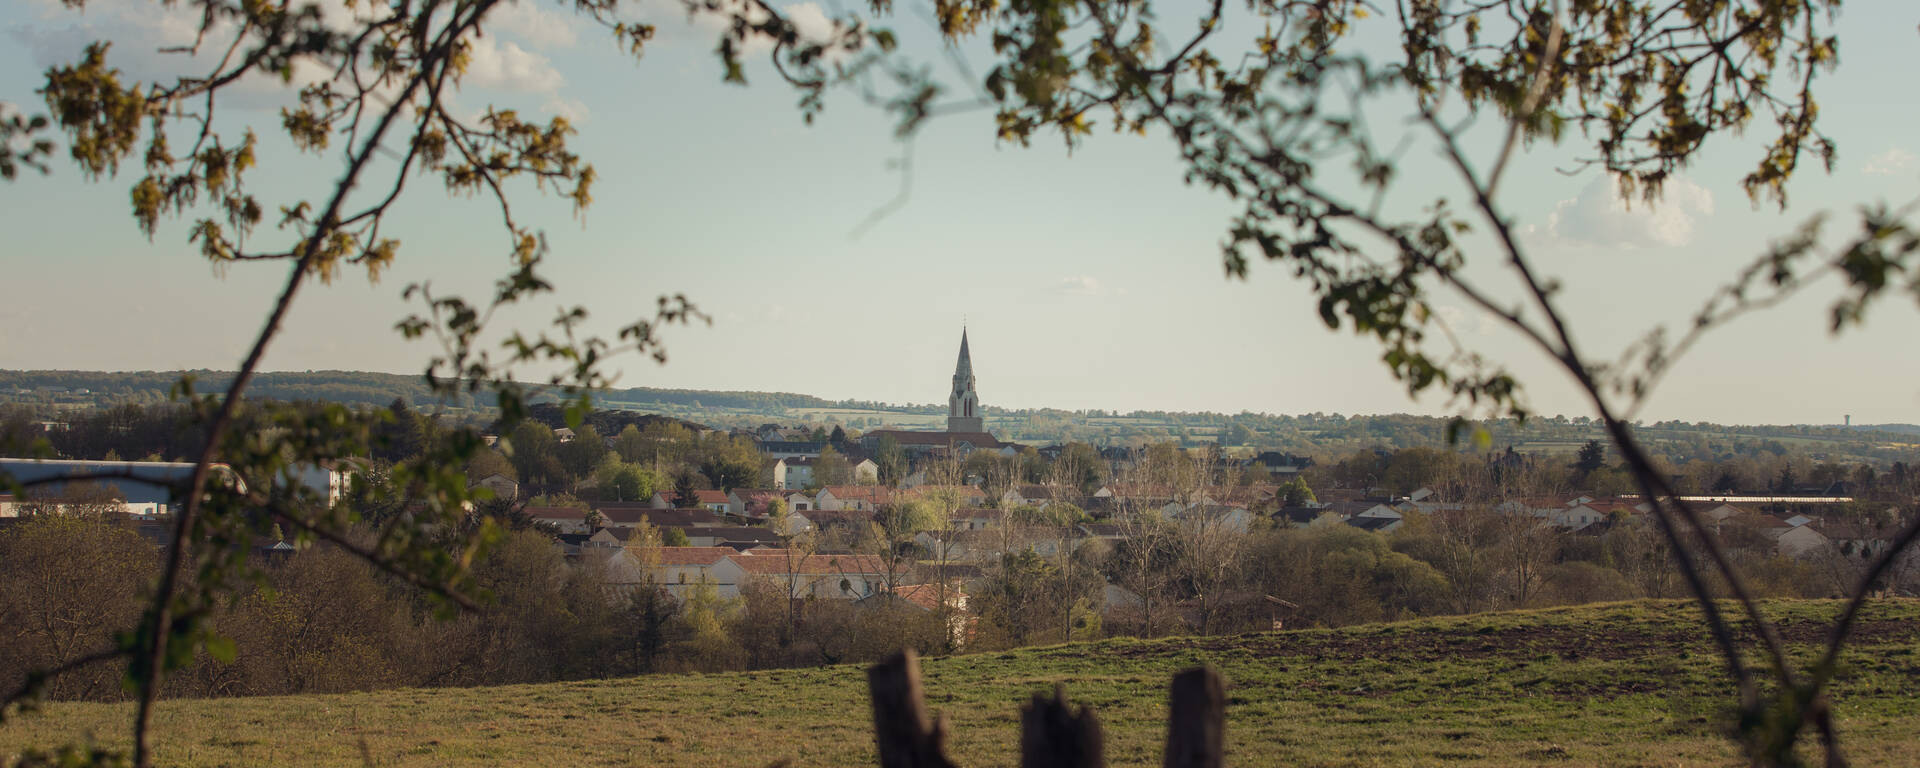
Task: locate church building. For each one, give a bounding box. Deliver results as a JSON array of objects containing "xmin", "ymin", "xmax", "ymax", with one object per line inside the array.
[
  {"xmin": 947, "ymin": 328, "xmax": 984, "ymax": 433},
  {"xmin": 861, "ymin": 328, "xmax": 1008, "ymax": 458}
]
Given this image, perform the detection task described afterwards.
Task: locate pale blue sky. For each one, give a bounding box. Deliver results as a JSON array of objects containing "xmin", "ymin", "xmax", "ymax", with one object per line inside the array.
[{"xmin": 1, "ymin": 0, "xmax": 1916, "ymax": 424}]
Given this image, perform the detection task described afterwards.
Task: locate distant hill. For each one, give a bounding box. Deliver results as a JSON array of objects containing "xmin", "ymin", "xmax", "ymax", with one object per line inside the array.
[
  {"xmin": 4, "ymin": 370, "xmax": 1918, "ymax": 463},
  {"xmin": 517, "ymin": 402, "xmax": 713, "ymax": 436},
  {"xmin": 4, "ymin": 599, "xmax": 1917, "ymax": 766},
  {"xmin": 1856, "ymin": 423, "xmax": 1920, "ymax": 436}
]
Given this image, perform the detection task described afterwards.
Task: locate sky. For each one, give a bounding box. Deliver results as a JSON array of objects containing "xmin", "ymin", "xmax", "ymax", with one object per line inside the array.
[{"xmin": 1, "ymin": 0, "xmax": 1917, "ymax": 425}]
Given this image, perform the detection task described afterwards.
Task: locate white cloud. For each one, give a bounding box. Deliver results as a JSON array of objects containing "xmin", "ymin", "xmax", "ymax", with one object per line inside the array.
[
  {"xmin": 11, "ymin": 1, "xmax": 573, "ymax": 105},
  {"xmin": 1052, "ymin": 276, "xmax": 1122, "ymax": 297},
  {"xmin": 1864, "ymin": 148, "xmax": 1916, "ymax": 177},
  {"xmin": 1546, "ymin": 174, "xmax": 1714, "ymax": 249},
  {"xmin": 490, "ymin": 0, "xmax": 580, "ymax": 48},
  {"xmin": 461, "ymin": 36, "xmax": 565, "ymax": 93}
]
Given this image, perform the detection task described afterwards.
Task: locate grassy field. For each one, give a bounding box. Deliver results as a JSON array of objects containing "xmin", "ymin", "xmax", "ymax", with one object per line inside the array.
[{"xmin": 5, "ymin": 600, "xmax": 1918, "ymax": 767}]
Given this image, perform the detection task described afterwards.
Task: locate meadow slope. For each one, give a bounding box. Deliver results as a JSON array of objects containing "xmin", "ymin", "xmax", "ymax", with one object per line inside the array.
[{"xmin": 4, "ymin": 600, "xmax": 1918, "ymax": 767}]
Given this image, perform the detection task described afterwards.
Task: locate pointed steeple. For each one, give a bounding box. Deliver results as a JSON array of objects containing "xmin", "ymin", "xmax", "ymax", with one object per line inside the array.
[
  {"xmin": 948, "ymin": 326, "xmax": 984, "ymax": 433},
  {"xmin": 954, "ymin": 328, "xmax": 973, "ymax": 380}
]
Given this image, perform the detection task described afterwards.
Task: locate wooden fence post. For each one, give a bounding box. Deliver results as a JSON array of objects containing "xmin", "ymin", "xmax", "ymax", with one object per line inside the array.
[
  {"xmin": 868, "ymin": 649, "xmax": 958, "ymax": 768},
  {"xmin": 1162, "ymin": 667, "xmax": 1225, "ymax": 768},
  {"xmin": 1020, "ymin": 684, "xmax": 1105, "ymax": 768}
]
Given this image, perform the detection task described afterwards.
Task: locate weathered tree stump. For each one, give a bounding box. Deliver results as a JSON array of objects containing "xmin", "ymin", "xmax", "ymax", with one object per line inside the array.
[
  {"xmin": 1020, "ymin": 684, "xmax": 1105, "ymax": 768},
  {"xmin": 1163, "ymin": 667, "xmax": 1225, "ymax": 768},
  {"xmin": 868, "ymin": 650, "xmax": 958, "ymax": 768},
  {"xmin": 866, "ymin": 651, "xmax": 1224, "ymax": 768}
]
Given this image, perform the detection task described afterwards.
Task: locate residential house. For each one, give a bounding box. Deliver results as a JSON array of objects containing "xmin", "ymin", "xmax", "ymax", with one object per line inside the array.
[
  {"xmin": 647, "ymin": 489, "xmax": 730, "ymax": 513},
  {"xmin": 899, "ymin": 485, "xmax": 989, "ymax": 508},
  {"xmin": 1346, "ymin": 515, "xmax": 1401, "ymax": 533},
  {"xmin": 817, "ymin": 485, "xmax": 894, "ymax": 511},
  {"xmin": 733, "ymin": 551, "xmax": 889, "ymax": 600},
  {"xmin": 1077, "ymin": 522, "xmax": 1125, "ymax": 543},
  {"xmin": 859, "ymin": 429, "xmax": 1012, "ymax": 460},
  {"xmin": 1774, "ymin": 523, "xmax": 1833, "ymax": 559},
  {"xmin": 866, "ymin": 583, "xmax": 972, "ymax": 647},
  {"xmin": 1275, "ymin": 506, "xmax": 1342, "ymax": 528},
  {"xmin": 606, "ymin": 546, "xmax": 747, "ymax": 598},
  {"xmin": 1249, "ymin": 452, "xmax": 1314, "ymax": 481},
  {"xmin": 0, "ymin": 458, "xmax": 241, "ymax": 517},
  {"xmin": 757, "ymin": 440, "xmax": 826, "ymax": 460},
  {"xmin": 1824, "ymin": 520, "xmax": 1897, "ymax": 560},
  {"xmin": 470, "ymin": 472, "xmax": 519, "ymax": 501},
  {"xmin": 528, "ymin": 505, "xmax": 592, "ymax": 534},
  {"xmin": 773, "ymin": 456, "xmax": 815, "ymax": 490},
  {"xmin": 949, "ymin": 507, "xmax": 1003, "ymax": 531},
  {"xmin": 584, "ymin": 527, "xmax": 633, "ymax": 551},
  {"xmin": 599, "ymin": 506, "xmax": 725, "ymax": 529},
  {"xmin": 849, "ymin": 458, "xmax": 882, "ymax": 485},
  {"xmin": 681, "ymin": 526, "xmax": 784, "ymax": 549},
  {"xmin": 1173, "ymin": 503, "xmax": 1257, "ymax": 534},
  {"xmin": 999, "ymin": 484, "xmax": 1068, "ymax": 509},
  {"xmin": 727, "ymin": 488, "xmax": 790, "ymax": 518}
]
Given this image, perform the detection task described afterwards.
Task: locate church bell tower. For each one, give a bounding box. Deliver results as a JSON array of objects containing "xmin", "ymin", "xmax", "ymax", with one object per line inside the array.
[{"xmin": 947, "ymin": 328, "xmax": 984, "ymax": 433}]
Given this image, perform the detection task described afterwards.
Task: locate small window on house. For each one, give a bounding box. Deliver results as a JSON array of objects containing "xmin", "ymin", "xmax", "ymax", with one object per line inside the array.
[{"xmin": 678, "ymin": 572, "xmax": 687, "ymax": 584}]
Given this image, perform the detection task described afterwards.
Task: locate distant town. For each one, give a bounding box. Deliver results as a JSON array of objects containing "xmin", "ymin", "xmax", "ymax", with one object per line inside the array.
[{"xmin": 4, "ymin": 329, "xmax": 1917, "ymax": 690}]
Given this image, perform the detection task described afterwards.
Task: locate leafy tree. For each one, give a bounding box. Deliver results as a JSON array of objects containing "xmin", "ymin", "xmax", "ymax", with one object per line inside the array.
[
  {"xmin": 661, "ymin": 527, "xmax": 692, "ymax": 548},
  {"xmin": 671, "ymin": 475, "xmax": 704, "ymax": 509},
  {"xmin": 1572, "ymin": 440, "xmax": 1607, "ymax": 478},
  {"xmin": 697, "ymin": 435, "xmax": 763, "ymax": 492},
  {"xmin": 1051, "ymin": 442, "xmax": 1108, "ymax": 495},
  {"xmin": 556, "ymin": 424, "xmax": 609, "ymax": 485},
  {"xmin": 596, "ymin": 461, "xmax": 661, "ymax": 503},
  {"xmin": 464, "ymin": 449, "xmax": 517, "ymax": 485},
  {"xmin": 1224, "ymin": 422, "xmax": 1253, "ymax": 446},
  {"xmin": 873, "ymin": 436, "xmax": 906, "ymax": 486},
  {"xmin": 612, "ymin": 425, "xmax": 649, "ymax": 464},
  {"xmin": 869, "ymin": 499, "xmax": 944, "ymax": 595},
  {"xmin": 811, "ymin": 446, "xmax": 853, "ymax": 489},
  {"xmin": 1279, "ymin": 477, "xmax": 1316, "ymax": 508}
]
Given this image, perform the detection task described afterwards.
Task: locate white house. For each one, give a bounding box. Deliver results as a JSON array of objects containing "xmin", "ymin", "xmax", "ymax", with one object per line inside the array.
[
  {"xmin": 1774, "ymin": 524, "xmax": 1833, "ymax": 559},
  {"xmin": 816, "ymin": 485, "xmax": 893, "ymax": 511},
  {"xmin": 647, "ymin": 489, "xmax": 730, "ymax": 513},
  {"xmin": 470, "ymin": 472, "xmax": 519, "ymax": 501},
  {"xmin": 1172, "ymin": 503, "xmax": 1256, "ymax": 534},
  {"xmin": 606, "ymin": 546, "xmax": 748, "ymax": 598},
  {"xmin": 773, "ymin": 456, "xmax": 815, "ymax": 490},
  {"xmin": 528, "ymin": 505, "xmax": 591, "ymax": 534},
  {"xmin": 733, "ymin": 552, "xmax": 889, "ymax": 600}
]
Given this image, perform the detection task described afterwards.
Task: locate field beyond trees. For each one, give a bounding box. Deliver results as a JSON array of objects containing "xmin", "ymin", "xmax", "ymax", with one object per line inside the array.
[{"xmin": 5, "ymin": 599, "xmax": 1918, "ymax": 767}]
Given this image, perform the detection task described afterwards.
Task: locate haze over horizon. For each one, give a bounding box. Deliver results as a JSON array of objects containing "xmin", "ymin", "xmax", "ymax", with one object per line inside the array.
[{"xmin": 3, "ymin": 0, "xmax": 1917, "ymax": 425}]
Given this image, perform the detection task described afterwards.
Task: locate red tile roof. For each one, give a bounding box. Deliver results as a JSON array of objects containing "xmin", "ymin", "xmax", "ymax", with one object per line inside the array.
[
  {"xmin": 527, "ymin": 505, "xmax": 588, "ymax": 520},
  {"xmin": 654, "ymin": 546, "xmax": 740, "ymax": 566},
  {"xmin": 822, "ymin": 486, "xmax": 893, "ymax": 503},
  {"xmin": 733, "ymin": 553, "xmax": 887, "ymax": 576}
]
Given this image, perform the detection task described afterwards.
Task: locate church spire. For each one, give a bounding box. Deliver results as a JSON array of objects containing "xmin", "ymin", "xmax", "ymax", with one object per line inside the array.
[
  {"xmin": 947, "ymin": 327, "xmax": 984, "ymax": 433},
  {"xmin": 955, "ymin": 327, "xmax": 973, "ymax": 379}
]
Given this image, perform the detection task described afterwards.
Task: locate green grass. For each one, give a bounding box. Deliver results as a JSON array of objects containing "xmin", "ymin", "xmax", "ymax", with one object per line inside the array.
[{"xmin": 5, "ymin": 600, "xmax": 1919, "ymax": 767}]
